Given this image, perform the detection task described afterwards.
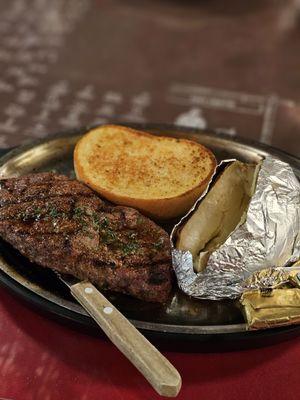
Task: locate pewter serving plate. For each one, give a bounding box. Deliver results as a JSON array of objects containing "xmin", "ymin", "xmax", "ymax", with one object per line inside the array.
[{"xmin": 0, "ymin": 123, "xmax": 299, "ymax": 348}]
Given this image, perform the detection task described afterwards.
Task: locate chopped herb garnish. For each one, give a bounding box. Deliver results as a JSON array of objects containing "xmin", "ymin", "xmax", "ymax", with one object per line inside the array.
[
  {"xmin": 45, "ymin": 205, "xmax": 67, "ymax": 220},
  {"xmin": 100, "ymin": 217, "xmax": 109, "ymax": 228},
  {"xmin": 91, "ymin": 212, "xmax": 100, "ymax": 229},
  {"xmin": 17, "ymin": 205, "xmax": 67, "ymax": 222},
  {"xmin": 153, "ymin": 238, "xmax": 164, "ymax": 250},
  {"xmin": 18, "ymin": 210, "xmax": 31, "ymax": 221},
  {"xmin": 48, "ymin": 206, "xmax": 60, "ymax": 218},
  {"xmin": 91, "ymin": 213, "xmax": 109, "ymax": 230},
  {"xmin": 121, "ymin": 242, "xmax": 139, "ymax": 255},
  {"xmin": 73, "ymin": 206, "xmax": 89, "ymax": 228},
  {"xmin": 74, "ymin": 206, "xmax": 86, "ymax": 219},
  {"xmin": 102, "ymin": 228, "xmax": 117, "ymax": 244},
  {"xmin": 34, "ymin": 207, "xmax": 43, "ymax": 220},
  {"xmin": 18, "ymin": 207, "xmax": 43, "ymax": 221}
]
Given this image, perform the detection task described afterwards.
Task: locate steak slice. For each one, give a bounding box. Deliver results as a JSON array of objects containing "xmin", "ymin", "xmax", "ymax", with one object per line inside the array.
[{"xmin": 0, "ymin": 173, "xmax": 173, "ymax": 303}]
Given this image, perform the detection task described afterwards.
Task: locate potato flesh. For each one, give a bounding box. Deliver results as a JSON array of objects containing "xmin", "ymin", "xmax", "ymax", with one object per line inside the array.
[{"xmin": 176, "ymin": 161, "xmax": 259, "ymax": 272}]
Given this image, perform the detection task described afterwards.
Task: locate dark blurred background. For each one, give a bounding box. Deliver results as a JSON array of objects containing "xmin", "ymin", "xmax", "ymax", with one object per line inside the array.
[{"xmin": 0, "ymin": 0, "xmax": 299, "ymax": 155}]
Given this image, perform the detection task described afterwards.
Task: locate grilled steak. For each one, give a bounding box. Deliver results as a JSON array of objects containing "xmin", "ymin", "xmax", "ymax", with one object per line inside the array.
[{"xmin": 0, "ymin": 173, "xmax": 173, "ymax": 303}]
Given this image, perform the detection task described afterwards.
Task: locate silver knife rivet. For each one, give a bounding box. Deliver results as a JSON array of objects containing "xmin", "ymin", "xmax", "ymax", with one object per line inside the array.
[
  {"xmin": 103, "ymin": 306, "xmax": 113, "ymax": 314},
  {"xmin": 85, "ymin": 287, "xmax": 93, "ymax": 294}
]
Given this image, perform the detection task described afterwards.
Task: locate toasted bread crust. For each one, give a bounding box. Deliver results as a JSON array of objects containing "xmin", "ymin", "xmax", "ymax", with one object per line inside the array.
[{"xmin": 74, "ymin": 125, "xmax": 216, "ymax": 219}]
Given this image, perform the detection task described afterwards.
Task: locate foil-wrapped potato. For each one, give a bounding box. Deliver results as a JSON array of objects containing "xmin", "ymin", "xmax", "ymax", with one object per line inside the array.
[{"xmin": 171, "ymin": 157, "xmax": 300, "ymax": 300}]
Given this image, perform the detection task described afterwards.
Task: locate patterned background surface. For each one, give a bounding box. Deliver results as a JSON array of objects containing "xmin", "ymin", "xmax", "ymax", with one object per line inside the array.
[{"xmin": 0, "ymin": 0, "xmax": 299, "ymax": 156}]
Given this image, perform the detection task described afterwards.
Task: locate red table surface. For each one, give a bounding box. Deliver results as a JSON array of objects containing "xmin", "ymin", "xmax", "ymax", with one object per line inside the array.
[{"xmin": 0, "ymin": 287, "xmax": 299, "ymax": 400}]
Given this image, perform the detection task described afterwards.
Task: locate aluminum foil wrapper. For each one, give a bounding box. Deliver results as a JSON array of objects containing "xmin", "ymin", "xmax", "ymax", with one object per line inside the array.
[
  {"xmin": 171, "ymin": 156, "xmax": 300, "ymax": 300},
  {"xmin": 244, "ymin": 266, "xmax": 300, "ymax": 290}
]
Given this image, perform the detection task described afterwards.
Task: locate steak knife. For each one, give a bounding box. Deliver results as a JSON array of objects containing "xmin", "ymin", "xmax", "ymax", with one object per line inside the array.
[{"xmin": 56, "ymin": 272, "xmax": 182, "ymax": 397}]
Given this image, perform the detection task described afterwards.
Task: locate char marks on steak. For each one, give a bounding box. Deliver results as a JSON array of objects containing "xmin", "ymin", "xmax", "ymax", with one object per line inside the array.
[{"xmin": 0, "ymin": 173, "xmax": 172, "ymax": 303}]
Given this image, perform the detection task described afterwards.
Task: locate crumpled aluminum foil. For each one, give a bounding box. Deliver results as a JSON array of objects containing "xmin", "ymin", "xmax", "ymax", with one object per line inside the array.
[
  {"xmin": 244, "ymin": 266, "xmax": 300, "ymax": 290},
  {"xmin": 171, "ymin": 156, "xmax": 300, "ymax": 300}
]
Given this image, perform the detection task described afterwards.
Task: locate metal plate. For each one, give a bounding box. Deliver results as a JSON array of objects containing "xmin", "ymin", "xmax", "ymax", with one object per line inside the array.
[{"xmin": 0, "ymin": 123, "xmax": 299, "ymax": 342}]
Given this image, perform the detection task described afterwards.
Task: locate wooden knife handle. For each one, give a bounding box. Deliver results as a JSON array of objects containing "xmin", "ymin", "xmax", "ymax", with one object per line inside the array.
[{"xmin": 70, "ymin": 281, "xmax": 182, "ymax": 397}]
